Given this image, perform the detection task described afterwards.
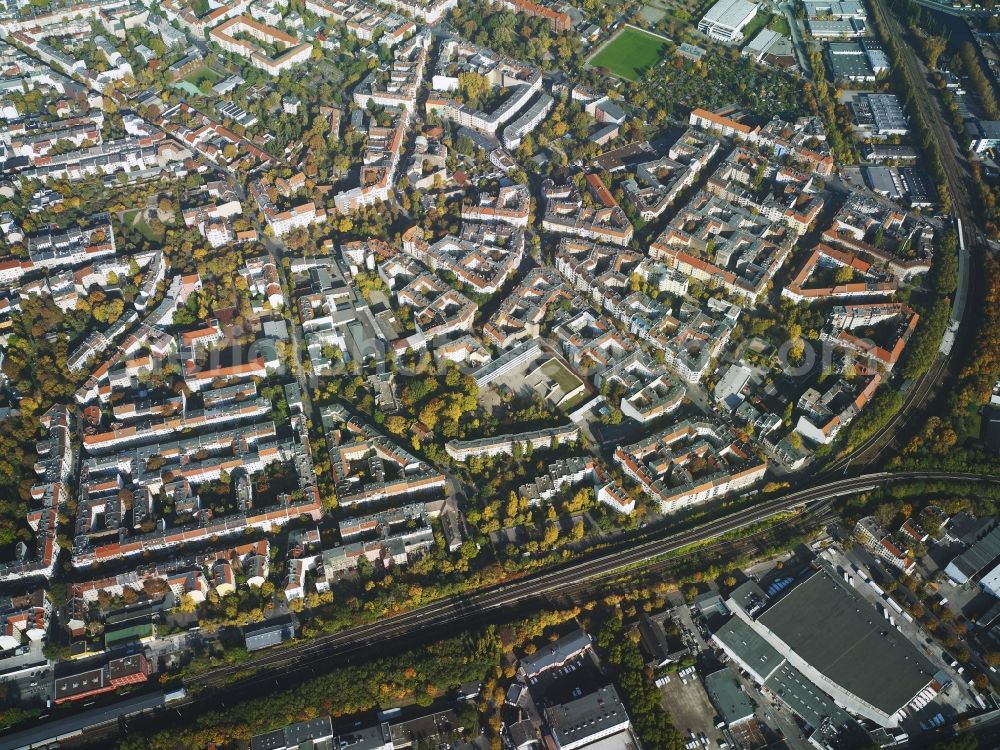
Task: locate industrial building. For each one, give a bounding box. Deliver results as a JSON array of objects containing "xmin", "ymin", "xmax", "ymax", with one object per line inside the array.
[
  {"xmin": 704, "ymin": 669, "xmax": 756, "ymax": 727},
  {"xmin": 714, "ymin": 566, "xmax": 941, "ymax": 728},
  {"xmin": 864, "ymin": 166, "xmax": 905, "ymax": 201},
  {"xmin": 251, "ymin": 717, "xmax": 335, "ymax": 750},
  {"xmin": 862, "ymin": 38, "xmax": 889, "ymax": 73},
  {"xmin": 852, "ymin": 93, "xmax": 909, "ymax": 136},
  {"xmin": 944, "ymin": 520, "xmax": 1000, "ymax": 584},
  {"xmin": 698, "ymin": 0, "xmax": 758, "ymax": 42},
  {"xmin": 862, "ymin": 144, "xmax": 919, "ymax": 163},
  {"xmin": 244, "ymin": 617, "xmax": 295, "ymax": 651},
  {"xmin": 966, "ymin": 119, "xmax": 1000, "ymax": 153},
  {"xmin": 828, "ymin": 42, "xmax": 875, "ymax": 81},
  {"xmin": 827, "ymin": 40, "xmax": 889, "ymax": 81},
  {"xmin": 807, "ymin": 17, "xmax": 866, "ymax": 37},
  {"xmin": 802, "ymin": 0, "xmax": 866, "ymax": 18}
]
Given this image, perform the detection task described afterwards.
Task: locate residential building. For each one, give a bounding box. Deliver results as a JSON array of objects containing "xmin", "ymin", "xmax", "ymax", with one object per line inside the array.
[
  {"xmin": 545, "ymin": 685, "xmax": 634, "ymax": 750},
  {"xmin": 855, "ymin": 516, "xmax": 916, "ymax": 574},
  {"xmin": 209, "ymin": 16, "xmax": 312, "ymax": 75},
  {"xmin": 445, "ymin": 424, "xmax": 580, "ymax": 460},
  {"xmin": 614, "ymin": 419, "xmax": 766, "ymax": 513}
]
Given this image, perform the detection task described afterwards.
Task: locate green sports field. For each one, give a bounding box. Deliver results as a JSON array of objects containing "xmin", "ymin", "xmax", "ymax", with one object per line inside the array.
[{"xmin": 588, "ymin": 26, "xmax": 671, "ymax": 82}]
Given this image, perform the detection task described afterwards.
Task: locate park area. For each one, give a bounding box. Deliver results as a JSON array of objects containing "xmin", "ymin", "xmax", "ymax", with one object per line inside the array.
[
  {"xmin": 172, "ymin": 65, "xmax": 222, "ymax": 97},
  {"xmin": 588, "ymin": 25, "xmax": 671, "ymax": 82}
]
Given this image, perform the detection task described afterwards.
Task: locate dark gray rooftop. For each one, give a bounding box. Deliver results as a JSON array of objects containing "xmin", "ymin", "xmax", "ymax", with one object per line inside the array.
[
  {"xmin": 947, "ymin": 523, "xmax": 1000, "ymax": 581},
  {"xmin": 336, "ymin": 722, "xmax": 390, "ymax": 750},
  {"xmin": 251, "ymin": 716, "xmax": 333, "ymax": 750},
  {"xmin": 546, "ymin": 685, "xmax": 630, "ymax": 748},
  {"xmin": 712, "ymin": 615, "xmax": 783, "ymax": 682},
  {"xmin": 727, "ymin": 580, "xmax": 769, "ymax": 618},
  {"xmin": 703, "ymin": 669, "xmax": 755, "ymax": 726},
  {"xmin": 757, "ymin": 568, "xmax": 936, "ymax": 717},
  {"xmin": 244, "ymin": 618, "xmax": 294, "ymax": 651},
  {"xmin": 693, "ymin": 591, "xmax": 729, "ymax": 619},
  {"xmin": 764, "ymin": 661, "xmax": 853, "ymax": 731},
  {"xmin": 519, "ymin": 628, "xmax": 591, "ymax": 676}
]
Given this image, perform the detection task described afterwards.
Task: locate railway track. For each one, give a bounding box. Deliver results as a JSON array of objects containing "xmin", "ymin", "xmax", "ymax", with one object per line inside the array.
[
  {"xmin": 4, "ymin": 474, "xmax": 997, "ymax": 749},
  {"xmin": 187, "ymin": 502, "xmax": 838, "ymax": 693},
  {"xmin": 824, "ymin": 0, "xmax": 978, "ymax": 473},
  {"xmin": 183, "ymin": 472, "xmax": 997, "ymax": 692},
  {"xmin": 825, "ymin": 354, "xmax": 950, "ymax": 472}
]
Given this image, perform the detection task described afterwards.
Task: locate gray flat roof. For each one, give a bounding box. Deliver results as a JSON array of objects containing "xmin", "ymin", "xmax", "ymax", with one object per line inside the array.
[
  {"xmin": 704, "ymin": 669, "xmax": 756, "ymax": 726},
  {"xmin": 250, "ymin": 728, "xmax": 285, "ymax": 750},
  {"xmin": 728, "ymin": 580, "xmax": 768, "ymax": 617},
  {"xmin": 251, "ymin": 716, "xmax": 333, "ymax": 750},
  {"xmin": 547, "ymin": 685, "xmax": 630, "ymax": 747},
  {"xmin": 713, "ymin": 616, "xmax": 784, "ymax": 682},
  {"xmin": 520, "ymin": 628, "xmax": 592, "ymax": 676},
  {"xmin": 829, "ymin": 51, "xmax": 873, "ymax": 79},
  {"xmin": 757, "ymin": 569, "xmax": 936, "ymax": 717},
  {"xmin": 336, "ymin": 723, "xmax": 391, "ymax": 750},
  {"xmin": 948, "ymin": 523, "xmax": 1000, "ymax": 580},
  {"xmin": 764, "ymin": 661, "xmax": 850, "ymax": 730},
  {"xmin": 287, "ymin": 717, "xmax": 333, "ymax": 745},
  {"xmin": 864, "ymin": 167, "xmax": 901, "ymax": 199},
  {"xmin": 967, "ymin": 119, "xmax": 1000, "ymax": 140},
  {"xmin": 244, "ymin": 619, "xmax": 294, "ymax": 651},
  {"xmin": 694, "ymin": 591, "xmax": 729, "ymax": 618}
]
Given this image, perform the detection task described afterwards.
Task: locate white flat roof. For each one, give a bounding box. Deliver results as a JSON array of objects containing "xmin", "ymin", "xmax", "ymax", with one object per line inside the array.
[
  {"xmin": 702, "ymin": 0, "xmax": 758, "ymax": 30},
  {"xmin": 744, "ymin": 27, "xmax": 781, "ymax": 52}
]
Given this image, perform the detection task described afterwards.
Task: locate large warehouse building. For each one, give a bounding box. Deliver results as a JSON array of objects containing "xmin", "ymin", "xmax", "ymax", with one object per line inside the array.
[
  {"xmin": 698, "ymin": 0, "xmax": 758, "ymax": 42},
  {"xmin": 714, "ymin": 565, "xmax": 941, "ymax": 729}
]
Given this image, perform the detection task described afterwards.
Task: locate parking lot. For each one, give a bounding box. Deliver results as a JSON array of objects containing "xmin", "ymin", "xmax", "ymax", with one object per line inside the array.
[
  {"xmin": 659, "ymin": 672, "xmax": 726, "ymax": 749},
  {"xmin": 527, "ymin": 651, "xmax": 605, "ymax": 710}
]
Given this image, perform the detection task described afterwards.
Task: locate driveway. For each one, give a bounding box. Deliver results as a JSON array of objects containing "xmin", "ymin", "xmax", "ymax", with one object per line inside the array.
[{"xmin": 781, "ymin": 2, "xmax": 812, "ymax": 77}]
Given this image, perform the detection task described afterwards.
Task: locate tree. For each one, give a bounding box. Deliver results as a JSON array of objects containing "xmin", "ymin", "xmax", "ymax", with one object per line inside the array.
[
  {"xmin": 543, "ymin": 524, "xmax": 560, "ymax": 546},
  {"xmin": 833, "ymin": 265, "xmax": 855, "ymax": 284},
  {"xmin": 385, "ymin": 415, "xmax": 407, "ymax": 435},
  {"xmin": 874, "ymin": 503, "xmax": 897, "ymax": 528},
  {"xmin": 457, "ymin": 71, "xmax": 490, "ymax": 108},
  {"xmin": 923, "ymin": 35, "xmax": 947, "ymax": 69}
]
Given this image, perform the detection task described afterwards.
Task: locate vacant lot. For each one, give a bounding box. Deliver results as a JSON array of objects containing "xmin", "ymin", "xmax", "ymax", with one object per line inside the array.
[{"xmin": 589, "ymin": 26, "xmax": 671, "ymax": 81}]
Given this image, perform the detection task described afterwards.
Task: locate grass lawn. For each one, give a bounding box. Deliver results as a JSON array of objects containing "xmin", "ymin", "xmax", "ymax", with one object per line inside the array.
[
  {"xmin": 184, "ymin": 66, "xmax": 222, "ymax": 88},
  {"xmin": 171, "ymin": 80, "xmax": 202, "ymax": 97},
  {"xmin": 174, "ymin": 66, "xmax": 222, "ymax": 96},
  {"xmin": 541, "ymin": 359, "xmax": 583, "ymax": 393},
  {"xmin": 124, "ymin": 209, "xmax": 165, "ymax": 244},
  {"xmin": 134, "ymin": 217, "xmax": 165, "ymax": 244},
  {"xmin": 740, "ymin": 11, "xmax": 773, "ymax": 43},
  {"xmin": 589, "ymin": 26, "xmax": 671, "ymax": 81},
  {"xmin": 768, "ymin": 13, "xmax": 791, "ymax": 37},
  {"xmin": 561, "ymin": 391, "xmax": 590, "ymax": 412}
]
